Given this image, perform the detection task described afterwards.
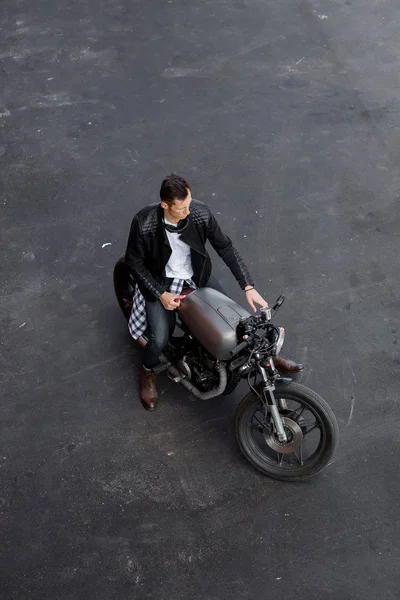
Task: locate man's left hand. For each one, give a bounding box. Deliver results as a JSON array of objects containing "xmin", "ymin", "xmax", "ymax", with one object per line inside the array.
[{"xmin": 245, "ymin": 288, "xmax": 268, "ymax": 313}]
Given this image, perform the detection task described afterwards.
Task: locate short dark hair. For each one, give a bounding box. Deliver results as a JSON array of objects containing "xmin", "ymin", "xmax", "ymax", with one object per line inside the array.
[{"xmin": 160, "ymin": 173, "xmax": 191, "ymax": 204}]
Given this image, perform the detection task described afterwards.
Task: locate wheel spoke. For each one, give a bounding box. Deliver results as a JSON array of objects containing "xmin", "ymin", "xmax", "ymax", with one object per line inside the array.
[
  {"xmin": 252, "ymin": 414, "xmax": 266, "ymax": 429},
  {"xmin": 276, "ymin": 452, "xmax": 284, "ymax": 466},
  {"xmin": 288, "ymin": 405, "xmax": 306, "ymax": 422},
  {"xmin": 294, "ymin": 446, "xmax": 304, "ymax": 466},
  {"xmin": 303, "ymin": 423, "xmax": 319, "ymax": 436}
]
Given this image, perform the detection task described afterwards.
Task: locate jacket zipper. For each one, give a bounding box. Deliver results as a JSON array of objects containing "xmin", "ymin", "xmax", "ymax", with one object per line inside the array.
[
  {"xmin": 198, "ymin": 257, "xmax": 206, "ymax": 287},
  {"xmin": 186, "ymin": 244, "xmax": 206, "ymax": 287}
]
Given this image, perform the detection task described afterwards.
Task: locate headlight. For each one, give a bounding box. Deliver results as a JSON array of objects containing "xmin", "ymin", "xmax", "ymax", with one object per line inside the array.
[{"xmin": 275, "ymin": 327, "xmax": 285, "ymax": 356}]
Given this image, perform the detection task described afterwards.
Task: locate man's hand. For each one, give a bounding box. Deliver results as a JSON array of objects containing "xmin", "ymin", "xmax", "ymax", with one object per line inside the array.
[
  {"xmin": 160, "ymin": 292, "xmax": 185, "ymax": 311},
  {"xmin": 245, "ymin": 287, "xmax": 268, "ymax": 313}
]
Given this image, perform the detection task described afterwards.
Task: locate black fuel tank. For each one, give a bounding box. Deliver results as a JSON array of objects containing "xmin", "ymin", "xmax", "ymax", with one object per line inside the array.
[{"xmin": 177, "ymin": 288, "xmax": 251, "ymax": 360}]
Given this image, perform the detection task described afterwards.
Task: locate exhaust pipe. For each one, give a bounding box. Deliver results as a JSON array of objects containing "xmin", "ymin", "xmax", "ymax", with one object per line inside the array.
[
  {"xmin": 138, "ymin": 332, "xmax": 227, "ymax": 399},
  {"xmin": 167, "ymin": 362, "xmax": 227, "ymax": 400}
]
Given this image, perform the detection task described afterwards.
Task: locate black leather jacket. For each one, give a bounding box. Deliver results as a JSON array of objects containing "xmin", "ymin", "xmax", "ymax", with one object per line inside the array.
[{"xmin": 125, "ymin": 200, "xmax": 254, "ymax": 300}]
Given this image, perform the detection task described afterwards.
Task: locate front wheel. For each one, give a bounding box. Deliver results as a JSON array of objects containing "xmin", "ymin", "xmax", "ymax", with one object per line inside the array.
[{"xmin": 235, "ymin": 383, "xmax": 339, "ymax": 481}]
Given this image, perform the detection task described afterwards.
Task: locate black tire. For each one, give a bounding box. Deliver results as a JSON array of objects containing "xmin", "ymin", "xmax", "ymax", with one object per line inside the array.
[
  {"xmin": 113, "ymin": 257, "xmax": 135, "ymax": 321},
  {"xmin": 235, "ymin": 382, "xmax": 339, "ymax": 481}
]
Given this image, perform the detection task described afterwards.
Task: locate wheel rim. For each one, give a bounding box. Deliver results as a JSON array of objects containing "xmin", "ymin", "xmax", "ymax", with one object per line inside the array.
[
  {"xmin": 116, "ymin": 278, "xmax": 134, "ymax": 319},
  {"xmin": 122, "ymin": 281, "xmax": 134, "ymax": 314},
  {"xmin": 244, "ymin": 394, "xmax": 328, "ymax": 471}
]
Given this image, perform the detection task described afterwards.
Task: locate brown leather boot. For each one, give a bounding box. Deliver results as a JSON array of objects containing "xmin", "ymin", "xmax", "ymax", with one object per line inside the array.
[
  {"xmin": 274, "ymin": 355, "xmax": 304, "ymax": 374},
  {"xmin": 140, "ymin": 367, "xmax": 158, "ymax": 411}
]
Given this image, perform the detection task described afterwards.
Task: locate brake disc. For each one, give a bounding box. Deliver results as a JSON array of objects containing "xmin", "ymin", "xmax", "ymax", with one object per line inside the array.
[{"xmin": 264, "ymin": 416, "xmax": 304, "ymax": 454}]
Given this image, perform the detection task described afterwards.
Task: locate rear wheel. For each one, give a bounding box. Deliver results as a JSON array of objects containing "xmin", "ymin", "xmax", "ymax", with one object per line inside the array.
[
  {"xmin": 235, "ymin": 383, "xmax": 339, "ymax": 481},
  {"xmin": 113, "ymin": 257, "xmax": 135, "ymax": 321}
]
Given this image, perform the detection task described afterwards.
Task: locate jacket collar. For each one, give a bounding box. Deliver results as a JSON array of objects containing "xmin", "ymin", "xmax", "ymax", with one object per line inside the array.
[
  {"xmin": 156, "ymin": 202, "xmax": 206, "ymax": 256},
  {"xmin": 156, "ymin": 204, "xmax": 170, "ymax": 247}
]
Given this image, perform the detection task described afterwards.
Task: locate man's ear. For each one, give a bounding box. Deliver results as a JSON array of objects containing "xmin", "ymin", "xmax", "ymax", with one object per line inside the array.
[{"xmin": 160, "ymin": 201, "xmax": 169, "ymax": 210}]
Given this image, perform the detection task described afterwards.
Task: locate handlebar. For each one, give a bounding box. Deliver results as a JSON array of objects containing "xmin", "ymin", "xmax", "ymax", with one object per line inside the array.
[
  {"xmin": 232, "ymin": 296, "xmax": 285, "ymax": 357},
  {"xmin": 230, "ymin": 339, "xmax": 249, "ymax": 357}
]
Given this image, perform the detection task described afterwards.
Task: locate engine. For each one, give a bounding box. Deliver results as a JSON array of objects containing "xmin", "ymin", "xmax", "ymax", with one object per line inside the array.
[{"xmin": 178, "ymin": 347, "xmax": 218, "ymax": 392}]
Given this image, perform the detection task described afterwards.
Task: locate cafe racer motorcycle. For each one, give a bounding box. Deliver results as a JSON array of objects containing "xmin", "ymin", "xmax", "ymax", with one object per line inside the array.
[{"xmin": 114, "ymin": 258, "xmax": 339, "ymax": 481}]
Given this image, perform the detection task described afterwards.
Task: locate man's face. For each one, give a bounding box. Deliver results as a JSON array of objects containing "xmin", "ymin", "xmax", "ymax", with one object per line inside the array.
[{"xmin": 162, "ymin": 189, "xmax": 192, "ymax": 223}]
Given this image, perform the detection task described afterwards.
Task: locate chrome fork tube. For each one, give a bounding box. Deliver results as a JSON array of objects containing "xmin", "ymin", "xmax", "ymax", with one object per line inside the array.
[{"xmin": 258, "ymin": 362, "xmax": 287, "ymax": 443}]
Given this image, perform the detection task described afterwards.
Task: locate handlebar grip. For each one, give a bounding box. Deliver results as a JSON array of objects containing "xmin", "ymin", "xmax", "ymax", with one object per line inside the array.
[{"xmin": 230, "ymin": 339, "xmax": 249, "ymax": 357}]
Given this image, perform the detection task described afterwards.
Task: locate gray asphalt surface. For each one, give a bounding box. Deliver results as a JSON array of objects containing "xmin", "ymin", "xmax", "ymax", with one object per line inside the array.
[{"xmin": 1, "ymin": 0, "xmax": 400, "ymax": 598}]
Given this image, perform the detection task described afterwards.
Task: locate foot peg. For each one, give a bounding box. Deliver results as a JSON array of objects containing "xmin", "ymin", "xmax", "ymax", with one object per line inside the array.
[{"xmin": 152, "ymin": 362, "xmax": 169, "ymax": 375}]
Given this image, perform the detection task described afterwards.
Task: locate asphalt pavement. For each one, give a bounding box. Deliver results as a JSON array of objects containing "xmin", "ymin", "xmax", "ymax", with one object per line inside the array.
[{"xmin": 1, "ymin": 0, "xmax": 400, "ymax": 598}]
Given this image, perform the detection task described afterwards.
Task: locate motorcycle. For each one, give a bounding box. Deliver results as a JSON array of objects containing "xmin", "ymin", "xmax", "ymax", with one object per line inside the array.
[{"xmin": 114, "ymin": 257, "xmax": 339, "ymax": 481}]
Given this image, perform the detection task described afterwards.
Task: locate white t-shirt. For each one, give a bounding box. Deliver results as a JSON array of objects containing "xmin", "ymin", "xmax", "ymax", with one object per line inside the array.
[{"xmin": 164, "ymin": 219, "xmax": 194, "ymax": 279}]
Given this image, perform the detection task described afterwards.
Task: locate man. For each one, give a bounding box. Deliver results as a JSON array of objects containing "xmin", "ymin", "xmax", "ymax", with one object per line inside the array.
[{"xmin": 125, "ymin": 174, "xmax": 303, "ymax": 411}]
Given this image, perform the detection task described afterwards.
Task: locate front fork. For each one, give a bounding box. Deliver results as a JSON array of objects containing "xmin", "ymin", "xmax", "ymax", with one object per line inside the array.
[{"xmin": 257, "ymin": 358, "xmax": 288, "ymax": 443}]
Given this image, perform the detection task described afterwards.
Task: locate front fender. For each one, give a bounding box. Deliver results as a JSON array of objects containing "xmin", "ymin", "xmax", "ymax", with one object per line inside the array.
[{"xmin": 275, "ymin": 376, "xmax": 293, "ymax": 385}]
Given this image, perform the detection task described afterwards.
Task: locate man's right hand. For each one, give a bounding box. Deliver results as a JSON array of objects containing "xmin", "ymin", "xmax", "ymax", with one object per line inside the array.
[{"xmin": 160, "ymin": 292, "xmax": 185, "ymax": 311}]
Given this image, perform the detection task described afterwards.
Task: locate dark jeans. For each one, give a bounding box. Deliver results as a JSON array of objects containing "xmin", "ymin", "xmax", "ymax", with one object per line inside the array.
[{"xmin": 142, "ymin": 276, "xmax": 226, "ymax": 369}]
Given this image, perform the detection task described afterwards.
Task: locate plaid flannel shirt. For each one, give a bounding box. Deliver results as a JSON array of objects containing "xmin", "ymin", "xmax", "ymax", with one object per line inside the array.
[{"xmin": 128, "ymin": 278, "xmax": 196, "ymax": 340}]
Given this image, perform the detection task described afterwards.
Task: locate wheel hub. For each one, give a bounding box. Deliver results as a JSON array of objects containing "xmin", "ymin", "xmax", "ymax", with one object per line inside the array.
[{"xmin": 264, "ymin": 416, "xmax": 304, "ymax": 454}]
